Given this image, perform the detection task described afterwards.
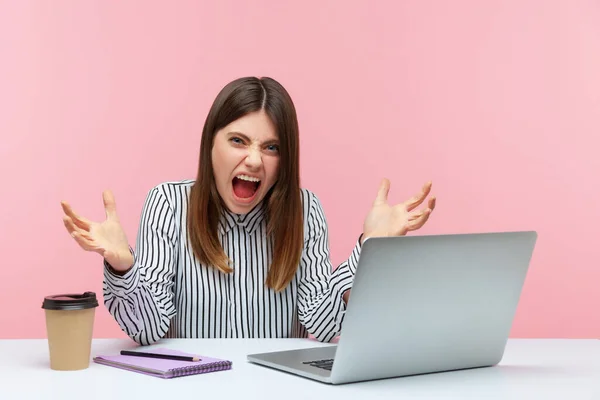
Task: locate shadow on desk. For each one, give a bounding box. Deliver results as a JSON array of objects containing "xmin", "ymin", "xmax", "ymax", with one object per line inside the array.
[
  {"xmin": 326, "ymin": 364, "xmax": 579, "ymax": 389},
  {"xmin": 26, "ymin": 340, "xmax": 142, "ymax": 371}
]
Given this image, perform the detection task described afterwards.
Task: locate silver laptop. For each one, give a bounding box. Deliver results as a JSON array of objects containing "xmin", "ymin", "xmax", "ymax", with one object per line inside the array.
[{"xmin": 247, "ymin": 231, "xmax": 538, "ymax": 384}]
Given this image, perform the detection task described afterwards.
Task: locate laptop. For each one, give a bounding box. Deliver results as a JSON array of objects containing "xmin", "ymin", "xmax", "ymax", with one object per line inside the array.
[{"xmin": 247, "ymin": 231, "xmax": 538, "ymax": 384}]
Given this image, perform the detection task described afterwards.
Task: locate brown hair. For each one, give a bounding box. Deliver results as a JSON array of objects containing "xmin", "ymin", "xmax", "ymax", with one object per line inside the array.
[{"xmin": 187, "ymin": 76, "xmax": 303, "ymax": 292}]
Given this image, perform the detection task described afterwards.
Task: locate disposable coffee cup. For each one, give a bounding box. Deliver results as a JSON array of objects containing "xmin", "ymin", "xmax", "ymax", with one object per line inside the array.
[{"xmin": 41, "ymin": 292, "xmax": 99, "ymax": 371}]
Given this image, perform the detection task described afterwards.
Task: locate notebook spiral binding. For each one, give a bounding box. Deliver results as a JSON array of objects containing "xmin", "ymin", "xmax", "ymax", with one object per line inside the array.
[{"xmin": 171, "ymin": 360, "xmax": 233, "ymax": 377}]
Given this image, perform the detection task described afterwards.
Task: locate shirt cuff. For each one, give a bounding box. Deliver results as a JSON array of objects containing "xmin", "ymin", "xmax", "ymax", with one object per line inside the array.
[
  {"xmin": 103, "ymin": 248, "xmax": 140, "ymax": 296},
  {"xmin": 346, "ymin": 235, "xmax": 362, "ymax": 275},
  {"xmin": 330, "ymin": 234, "xmax": 363, "ymax": 302}
]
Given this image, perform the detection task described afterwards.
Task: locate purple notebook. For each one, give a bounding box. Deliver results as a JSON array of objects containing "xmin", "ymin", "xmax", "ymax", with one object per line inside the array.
[{"xmin": 93, "ymin": 348, "xmax": 232, "ymax": 379}]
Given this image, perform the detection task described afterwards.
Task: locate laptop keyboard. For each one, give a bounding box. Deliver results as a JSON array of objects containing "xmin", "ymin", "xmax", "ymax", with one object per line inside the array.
[{"xmin": 303, "ymin": 358, "xmax": 334, "ymax": 371}]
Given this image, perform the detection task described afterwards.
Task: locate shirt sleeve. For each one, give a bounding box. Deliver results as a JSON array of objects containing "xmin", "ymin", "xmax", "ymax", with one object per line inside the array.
[
  {"xmin": 296, "ymin": 191, "xmax": 362, "ymax": 342},
  {"xmin": 102, "ymin": 186, "xmax": 178, "ymax": 345}
]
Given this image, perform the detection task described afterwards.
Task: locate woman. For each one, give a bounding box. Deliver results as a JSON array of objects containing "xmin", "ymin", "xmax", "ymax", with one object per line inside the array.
[{"xmin": 61, "ymin": 76, "xmax": 436, "ymax": 345}]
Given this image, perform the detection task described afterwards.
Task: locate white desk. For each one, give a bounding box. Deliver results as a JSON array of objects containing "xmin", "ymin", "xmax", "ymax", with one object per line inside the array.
[{"xmin": 1, "ymin": 338, "xmax": 598, "ymax": 399}]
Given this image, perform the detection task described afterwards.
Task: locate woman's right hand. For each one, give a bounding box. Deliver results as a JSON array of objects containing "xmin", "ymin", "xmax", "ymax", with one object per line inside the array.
[{"xmin": 61, "ymin": 190, "xmax": 134, "ymax": 272}]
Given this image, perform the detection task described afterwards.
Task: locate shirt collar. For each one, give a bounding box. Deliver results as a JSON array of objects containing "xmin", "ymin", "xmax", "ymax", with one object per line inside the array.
[{"xmin": 218, "ymin": 202, "xmax": 266, "ymax": 235}]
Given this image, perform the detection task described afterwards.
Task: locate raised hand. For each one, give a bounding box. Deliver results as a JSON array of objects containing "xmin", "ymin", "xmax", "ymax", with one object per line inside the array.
[
  {"xmin": 61, "ymin": 190, "xmax": 134, "ymax": 272},
  {"xmin": 361, "ymin": 179, "xmax": 436, "ymax": 244}
]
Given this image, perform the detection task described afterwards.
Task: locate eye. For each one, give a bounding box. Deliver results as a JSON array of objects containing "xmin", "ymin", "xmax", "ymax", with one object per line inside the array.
[
  {"xmin": 266, "ymin": 144, "xmax": 279, "ymax": 153},
  {"xmin": 229, "ymin": 137, "xmax": 244, "ymax": 145}
]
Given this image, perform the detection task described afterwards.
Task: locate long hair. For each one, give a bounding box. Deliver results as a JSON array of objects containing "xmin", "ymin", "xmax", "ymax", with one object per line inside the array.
[{"xmin": 187, "ymin": 77, "xmax": 303, "ymax": 292}]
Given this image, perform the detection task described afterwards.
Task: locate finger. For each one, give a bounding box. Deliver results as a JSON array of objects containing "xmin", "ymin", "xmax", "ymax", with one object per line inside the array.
[
  {"xmin": 403, "ymin": 181, "xmax": 432, "ymax": 212},
  {"xmin": 61, "ymin": 201, "xmax": 91, "ymax": 230},
  {"xmin": 407, "ymin": 209, "xmax": 432, "ymax": 231},
  {"xmin": 71, "ymin": 231, "xmax": 103, "ymax": 253},
  {"xmin": 408, "ymin": 209, "xmax": 426, "ymax": 221},
  {"xmin": 428, "ymin": 195, "xmax": 436, "ymax": 211},
  {"xmin": 62, "ymin": 215, "xmax": 83, "ymax": 235},
  {"xmin": 103, "ymin": 190, "xmax": 119, "ymax": 220},
  {"xmin": 63, "ymin": 216, "xmax": 94, "ymax": 241},
  {"xmin": 373, "ymin": 178, "xmax": 390, "ymax": 206},
  {"xmin": 408, "ymin": 196, "xmax": 436, "ymax": 221}
]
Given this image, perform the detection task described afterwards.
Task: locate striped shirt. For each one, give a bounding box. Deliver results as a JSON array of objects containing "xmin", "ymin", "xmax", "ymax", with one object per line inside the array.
[{"xmin": 103, "ymin": 179, "xmax": 361, "ymax": 345}]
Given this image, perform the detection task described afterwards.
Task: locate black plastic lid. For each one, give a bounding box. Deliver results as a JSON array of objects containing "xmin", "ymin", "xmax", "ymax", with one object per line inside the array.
[{"xmin": 42, "ymin": 292, "xmax": 99, "ymax": 311}]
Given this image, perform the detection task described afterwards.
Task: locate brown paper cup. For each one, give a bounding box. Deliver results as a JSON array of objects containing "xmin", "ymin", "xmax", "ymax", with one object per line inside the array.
[{"xmin": 42, "ymin": 292, "xmax": 98, "ymax": 371}]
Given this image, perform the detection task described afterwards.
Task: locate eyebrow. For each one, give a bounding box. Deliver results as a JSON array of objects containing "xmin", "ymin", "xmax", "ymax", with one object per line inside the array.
[{"xmin": 228, "ymin": 131, "xmax": 279, "ymax": 146}]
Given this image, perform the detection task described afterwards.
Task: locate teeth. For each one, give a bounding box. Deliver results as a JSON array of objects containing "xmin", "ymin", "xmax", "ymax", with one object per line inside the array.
[{"xmin": 236, "ymin": 174, "xmax": 261, "ymax": 183}]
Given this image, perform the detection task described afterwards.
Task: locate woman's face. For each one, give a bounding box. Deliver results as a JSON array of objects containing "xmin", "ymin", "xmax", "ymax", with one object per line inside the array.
[{"xmin": 211, "ymin": 110, "xmax": 280, "ymax": 214}]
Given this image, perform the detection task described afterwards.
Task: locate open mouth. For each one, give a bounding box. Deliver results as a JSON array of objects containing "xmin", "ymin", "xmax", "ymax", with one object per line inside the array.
[{"xmin": 232, "ymin": 175, "xmax": 261, "ymax": 200}]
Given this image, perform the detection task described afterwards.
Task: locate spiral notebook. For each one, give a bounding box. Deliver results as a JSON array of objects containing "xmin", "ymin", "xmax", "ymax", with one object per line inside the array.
[{"xmin": 93, "ymin": 348, "xmax": 232, "ymax": 379}]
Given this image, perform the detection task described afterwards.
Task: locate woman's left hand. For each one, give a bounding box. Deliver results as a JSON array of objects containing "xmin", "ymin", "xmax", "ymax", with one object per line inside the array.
[
  {"xmin": 361, "ymin": 179, "xmax": 436, "ymax": 244},
  {"xmin": 343, "ymin": 178, "xmax": 437, "ymax": 304}
]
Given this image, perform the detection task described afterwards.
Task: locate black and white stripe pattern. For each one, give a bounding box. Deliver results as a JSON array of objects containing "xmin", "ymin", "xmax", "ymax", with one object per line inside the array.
[{"xmin": 103, "ymin": 180, "xmax": 361, "ymax": 345}]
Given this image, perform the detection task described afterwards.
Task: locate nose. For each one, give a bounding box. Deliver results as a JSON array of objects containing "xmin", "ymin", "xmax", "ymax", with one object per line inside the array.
[{"xmin": 244, "ymin": 147, "xmax": 262, "ymax": 170}]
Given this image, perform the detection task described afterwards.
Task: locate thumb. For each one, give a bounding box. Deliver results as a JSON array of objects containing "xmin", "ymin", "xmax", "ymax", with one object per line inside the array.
[
  {"xmin": 373, "ymin": 178, "xmax": 390, "ymax": 206},
  {"xmin": 103, "ymin": 190, "xmax": 118, "ymax": 220}
]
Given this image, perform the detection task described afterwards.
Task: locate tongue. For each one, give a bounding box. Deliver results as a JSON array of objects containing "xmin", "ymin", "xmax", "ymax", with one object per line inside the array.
[{"xmin": 233, "ymin": 178, "xmax": 257, "ymax": 198}]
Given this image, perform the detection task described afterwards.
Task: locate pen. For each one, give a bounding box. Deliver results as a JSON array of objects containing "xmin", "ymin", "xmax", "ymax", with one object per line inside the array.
[{"xmin": 120, "ymin": 350, "xmax": 201, "ymax": 362}]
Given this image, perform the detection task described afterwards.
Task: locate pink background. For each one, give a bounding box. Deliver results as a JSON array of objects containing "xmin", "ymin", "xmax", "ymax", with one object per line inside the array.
[{"xmin": 0, "ymin": 1, "xmax": 598, "ymax": 340}]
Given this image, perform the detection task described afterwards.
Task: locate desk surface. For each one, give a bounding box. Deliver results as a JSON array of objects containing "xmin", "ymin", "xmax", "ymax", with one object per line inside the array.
[{"xmin": 1, "ymin": 338, "xmax": 598, "ymax": 399}]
